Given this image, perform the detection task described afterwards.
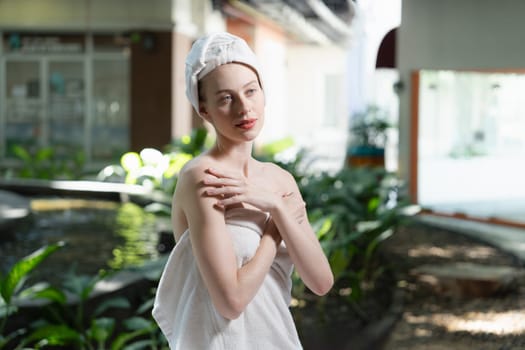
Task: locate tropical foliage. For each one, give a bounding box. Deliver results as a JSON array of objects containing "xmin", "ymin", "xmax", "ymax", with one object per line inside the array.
[
  {"xmin": 97, "ymin": 127, "xmax": 209, "ymax": 195},
  {"xmin": 4, "ymin": 145, "xmax": 85, "ymax": 180},
  {"xmin": 299, "ymin": 166, "xmax": 409, "ymax": 300},
  {"xmin": 349, "ymin": 104, "xmax": 392, "ymax": 150},
  {"xmin": 0, "ymin": 245, "xmax": 167, "ymax": 350},
  {"xmin": 1, "ymin": 127, "xmax": 414, "ymax": 348}
]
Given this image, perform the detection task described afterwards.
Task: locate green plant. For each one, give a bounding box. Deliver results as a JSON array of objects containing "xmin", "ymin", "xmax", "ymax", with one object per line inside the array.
[
  {"xmin": 24, "ymin": 271, "xmax": 121, "ymax": 349},
  {"xmin": 93, "ymin": 127, "xmax": 409, "ymax": 316},
  {"xmin": 14, "ymin": 268, "xmax": 167, "ymax": 349},
  {"xmin": 6, "ymin": 144, "xmax": 86, "ymax": 180},
  {"xmin": 253, "ymin": 138, "xmax": 312, "ymax": 183},
  {"xmin": 97, "ymin": 127, "xmax": 210, "ymax": 203},
  {"xmin": 349, "ymin": 105, "xmax": 392, "ymax": 150},
  {"xmin": 166, "ymin": 126, "xmax": 209, "ymax": 157},
  {"xmin": 297, "ymin": 166, "xmax": 410, "ymax": 303},
  {"xmin": 0, "ymin": 242, "xmax": 65, "ymax": 349},
  {"xmin": 0, "ymin": 239, "xmax": 165, "ymax": 349}
]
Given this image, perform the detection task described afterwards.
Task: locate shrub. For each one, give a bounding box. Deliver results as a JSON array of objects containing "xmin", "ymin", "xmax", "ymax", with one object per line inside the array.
[{"xmin": 297, "ymin": 166, "xmax": 411, "ymax": 301}]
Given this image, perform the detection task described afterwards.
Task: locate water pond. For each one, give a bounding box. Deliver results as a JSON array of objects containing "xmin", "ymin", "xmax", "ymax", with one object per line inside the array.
[{"xmin": 0, "ymin": 198, "xmax": 166, "ymax": 286}]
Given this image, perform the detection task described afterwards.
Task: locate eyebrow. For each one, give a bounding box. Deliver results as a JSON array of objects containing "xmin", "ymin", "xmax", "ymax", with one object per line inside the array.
[{"xmin": 214, "ymin": 80, "xmax": 258, "ymax": 95}]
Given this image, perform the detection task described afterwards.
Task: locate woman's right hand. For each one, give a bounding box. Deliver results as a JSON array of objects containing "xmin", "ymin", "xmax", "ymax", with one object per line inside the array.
[{"xmin": 202, "ymin": 167, "xmax": 284, "ymax": 213}]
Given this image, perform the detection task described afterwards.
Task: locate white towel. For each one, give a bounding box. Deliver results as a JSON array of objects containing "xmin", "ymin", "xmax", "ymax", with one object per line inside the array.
[{"xmin": 152, "ymin": 207, "xmax": 303, "ymax": 349}]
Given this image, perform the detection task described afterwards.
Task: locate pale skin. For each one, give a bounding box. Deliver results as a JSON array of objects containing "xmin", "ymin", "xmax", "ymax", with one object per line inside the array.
[{"xmin": 172, "ymin": 62, "xmax": 334, "ymax": 320}]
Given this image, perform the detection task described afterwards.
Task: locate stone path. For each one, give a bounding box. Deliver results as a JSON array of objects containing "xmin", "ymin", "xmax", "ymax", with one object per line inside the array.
[{"xmin": 380, "ymin": 221, "xmax": 525, "ymax": 350}]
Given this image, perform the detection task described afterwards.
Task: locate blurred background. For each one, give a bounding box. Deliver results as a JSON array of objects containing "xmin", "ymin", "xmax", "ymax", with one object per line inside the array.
[
  {"xmin": 1, "ymin": 1, "xmax": 525, "ymax": 348},
  {"xmin": 1, "ymin": 0, "xmax": 524, "ymax": 225}
]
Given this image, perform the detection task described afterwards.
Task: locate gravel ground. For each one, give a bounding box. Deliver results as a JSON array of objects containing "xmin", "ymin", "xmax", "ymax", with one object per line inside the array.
[{"xmin": 380, "ymin": 221, "xmax": 525, "ymax": 350}]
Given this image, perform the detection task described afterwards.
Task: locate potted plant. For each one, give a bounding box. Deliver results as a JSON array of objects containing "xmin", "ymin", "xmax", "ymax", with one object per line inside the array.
[{"xmin": 346, "ymin": 105, "xmax": 391, "ymax": 168}]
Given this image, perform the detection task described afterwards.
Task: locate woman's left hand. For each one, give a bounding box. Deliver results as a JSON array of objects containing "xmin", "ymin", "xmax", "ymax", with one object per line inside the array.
[{"xmin": 203, "ymin": 167, "xmax": 285, "ymax": 213}]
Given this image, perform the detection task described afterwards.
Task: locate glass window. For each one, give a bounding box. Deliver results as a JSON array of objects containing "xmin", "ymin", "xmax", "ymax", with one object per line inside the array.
[
  {"xmin": 5, "ymin": 60, "xmax": 42, "ymax": 156},
  {"xmin": 2, "ymin": 34, "xmax": 130, "ymax": 166},
  {"xmin": 91, "ymin": 59, "xmax": 129, "ymax": 162},
  {"xmin": 48, "ymin": 61, "xmax": 85, "ymax": 156}
]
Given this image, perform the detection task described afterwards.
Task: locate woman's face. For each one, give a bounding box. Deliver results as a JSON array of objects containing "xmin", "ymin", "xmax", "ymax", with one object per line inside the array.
[{"xmin": 198, "ymin": 63, "xmax": 265, "ymax": 143}]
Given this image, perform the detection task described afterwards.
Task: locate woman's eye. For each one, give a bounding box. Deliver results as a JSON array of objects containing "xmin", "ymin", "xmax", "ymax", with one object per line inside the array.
[
  {"xmin": 219, "ymin": 95, "xmax": 232, "ymax": 103},
  {"xmin": 246, "ymin": 88, "xmax": 257, "ymax": 96}
]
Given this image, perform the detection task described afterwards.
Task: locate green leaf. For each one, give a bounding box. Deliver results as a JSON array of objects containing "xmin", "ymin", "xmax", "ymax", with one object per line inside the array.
[
  {"xmin": 175, "ymin": 127, "xmax": 209, "ymax": 156},
  {"xmin": 136, "ymin": 298, "xmax": 154, "ymax": 315},
  {"xmin": 94, "ymin": 297, "xmax": 131, "ymax": 316},
  {"xmin": 124, "ymin": 316, "xmax": 153, "ymax": 331},
  {"xmin": 192, "ymin": 127, "xmax": 208, "ymax": 152},
  {"xmin": 329, "ymin": 248, "xmax": 349, "ymax": 282},
  {"xmin": 313, "ymin": 216, "xmax": 333, "ymax": 240},
  {"xmin": 63, "ymin": 269, "xmax": 108, "ymax": 301},
  {"xmin": 34, "ymin": 147, "xmax": 54, "ymax": 162},
  {"xmin": 164, "ymin": 153, "xmax": 192, "ymax": 178},
  {"xmin": 111, "ymin": 329, "xmax": 151, "ymax": 350},
  {"xmin": 123, "ymin": 339, "xmax": 156, "ymax": 350},
  {"xmin": 0, "ymin": 302, "xmax": 18, "ymax": 319},
  {"xmin": 89, "ymin": 317, "xmax": 115, "ymax": 343},
  {"xmin": 1, "ymin": 242, "xmax": 64, "ymax": 304},
  {"xmin": 0, "ymin": 328, "xmax": 27, "ymax": 348},
  {"xmin": 11, "ymin": 144, "xmax": 32, "ymax": 162},
  {"xmin": 32, "ymin": 286, "xmax": 67, "ymax": 304},
  {"xmin": 367, "ymin": 197, "xmax": 380, "ymax": 213},
  {"xmin": 62, "ymin": 274, "xmax": 91, "ymax": 296},
  {"xmin": 28, "ymin": 324, "xmax": 82, "ymax": 346}
]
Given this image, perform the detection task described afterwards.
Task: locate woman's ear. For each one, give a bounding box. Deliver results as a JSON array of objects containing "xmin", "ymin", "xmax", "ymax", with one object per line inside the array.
[{"xmin": 199, "ymin": 103, "xmax": 211, "ymax": 122}]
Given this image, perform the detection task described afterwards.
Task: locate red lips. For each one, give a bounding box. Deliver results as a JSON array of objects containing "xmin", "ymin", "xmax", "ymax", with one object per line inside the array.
[{"xmin": 235, "ymin": 118, "xmax": 257, "ymax": 130}]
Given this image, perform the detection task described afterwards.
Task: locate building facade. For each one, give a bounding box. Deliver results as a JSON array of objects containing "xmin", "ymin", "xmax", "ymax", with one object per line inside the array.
[{"xmin": 0, "ymin": 0, "xmax": 354, "ymax": 172}]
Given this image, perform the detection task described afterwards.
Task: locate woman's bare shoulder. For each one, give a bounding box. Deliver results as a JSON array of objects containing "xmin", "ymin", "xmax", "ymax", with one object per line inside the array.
[
  {"xmin": 173, "ymin": 155, "xmax": 216, "ymax": 205},
  {"xmin": 178, "ymin": 154, "xmax": 215, "ymax": 184},
  {"xmin": 172, "ymin": 155, "xmax": 222, "ymax": 237},
  {"xmin": 257, "ymin": 160, "xmax": 297, "ymax": 189}
]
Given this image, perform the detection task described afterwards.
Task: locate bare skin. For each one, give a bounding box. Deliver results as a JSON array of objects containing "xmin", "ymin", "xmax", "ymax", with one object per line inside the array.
[{"xmin": 172, "ymin": 63, "xmax": 333, "ymax": 320}]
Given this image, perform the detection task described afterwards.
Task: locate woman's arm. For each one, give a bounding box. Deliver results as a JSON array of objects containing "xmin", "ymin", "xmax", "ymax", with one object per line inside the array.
[
  {"xmin": 178, "ymin": 164, "xmax": 280, "ymax": 320},
  {"xmin": 269, "ymin": 173, "xmax": 334, "ymax": 296},
  {"xmin": 205, "ymin": 166, "xmax": 334, "ymax": 296}
]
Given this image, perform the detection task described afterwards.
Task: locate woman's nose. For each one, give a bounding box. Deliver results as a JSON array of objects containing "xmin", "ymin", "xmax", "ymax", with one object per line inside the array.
[{"xmin": 236, "ymin": 96, "xmax": 250, "ymax": 115}]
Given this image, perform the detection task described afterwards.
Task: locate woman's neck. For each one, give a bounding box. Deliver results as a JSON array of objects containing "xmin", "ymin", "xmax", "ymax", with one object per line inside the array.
[{"xmin": 209, "ymin": 140, "xmax": 255, "ymax": 176}]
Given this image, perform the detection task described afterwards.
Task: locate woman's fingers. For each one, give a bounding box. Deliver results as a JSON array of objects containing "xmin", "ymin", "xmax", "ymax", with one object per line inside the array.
[
  {"xmin": 203, "ymin": 176, "xmax": 241, "ymax": 186},
  {"xmin": 215, "ymin": 194, "xmax": 244, "ymax": 208},
  {"xmin": 203, "ymin": 168, "xmax": 245, "ymax": 190},
  {"xmin": 205, "ymin": 167, "xmax": 239, "ymax": 180},
  {"xmin": 205, "ymin": 185, "xmax": 244, "ymax": 196},
  {"xmin": 202, "ymin": 167, "xmax": 281, "ymax": 212}
]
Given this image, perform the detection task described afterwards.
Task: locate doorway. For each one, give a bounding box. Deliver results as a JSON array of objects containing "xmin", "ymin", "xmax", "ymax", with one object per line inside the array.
[{"xmin": 412, "ymin": 69, "xmax": 525, "ymax": 225}]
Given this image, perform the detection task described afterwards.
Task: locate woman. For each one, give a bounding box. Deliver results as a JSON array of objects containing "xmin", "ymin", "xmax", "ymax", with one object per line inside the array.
[{"xmin": 153, "ymin": 32, "xmax": 333, "ymax": 349}]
